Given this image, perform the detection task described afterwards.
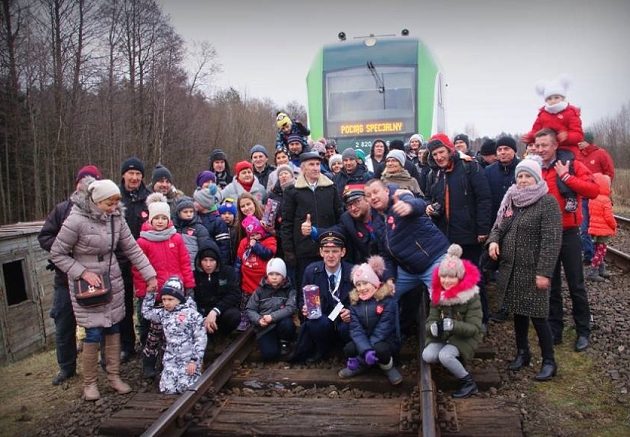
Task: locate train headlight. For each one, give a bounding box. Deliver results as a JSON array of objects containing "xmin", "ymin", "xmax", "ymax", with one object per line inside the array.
[{"xmin": 364, "ymin": 37, "xmax": 376, "ymax": 47}]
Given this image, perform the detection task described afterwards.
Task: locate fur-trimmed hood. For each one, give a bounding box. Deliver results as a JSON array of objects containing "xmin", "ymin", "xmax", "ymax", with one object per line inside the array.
[
  {"xmin": 294, "ymin": 173, "xmax": 333, "ymax": 189},
  {"xmin": 70, "ymin": 177, "xmax": 124, "ymax": 222},
  {"xmin": 430, "ymin": 259, "xmax": 480, "ymax": 306},
  {"xmin": 349, "ymin": 281, "xmax": 394, "ymax": 305}
]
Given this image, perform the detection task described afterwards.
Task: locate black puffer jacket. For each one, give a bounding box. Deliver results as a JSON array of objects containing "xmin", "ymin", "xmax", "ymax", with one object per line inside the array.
[
  {"xmin": 38, "ymin": 199, "xmax": 73, "ymax": 287},
  {"xmin": 193, "ymin": 240, "xmax": 240, "ymax": 317}
]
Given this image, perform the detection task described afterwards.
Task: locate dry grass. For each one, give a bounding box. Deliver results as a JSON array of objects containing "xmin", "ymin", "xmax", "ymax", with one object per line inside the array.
[
  {"xmin": 0, "ymin": 348, "xmax": 82, "ymax": 437},
  {"xmin": 613, "ymin": 168, "xmax": 630, "ymax": 216}
]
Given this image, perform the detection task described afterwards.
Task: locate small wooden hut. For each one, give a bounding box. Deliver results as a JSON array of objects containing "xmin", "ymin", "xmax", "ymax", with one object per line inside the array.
[{"xmin": 0, "ymin": 221, "xmax": 54, "ymax": 363}]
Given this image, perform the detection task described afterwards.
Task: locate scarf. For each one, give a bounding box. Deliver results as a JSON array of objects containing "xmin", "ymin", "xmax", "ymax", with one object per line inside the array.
[
  {"xmin": 140, "ymin": 226, "xmax": 176, "ymax": 242},
  {"xmin": 544, "ymin": 101, "xmax": 569, "ymax": 114},
  {"xmin": 495, "ymin": 181, "xmax": 548, "ymax": 227},
  {"xmin": 239, "ymin": 177, "xmax": 254, "ymax": 193}
]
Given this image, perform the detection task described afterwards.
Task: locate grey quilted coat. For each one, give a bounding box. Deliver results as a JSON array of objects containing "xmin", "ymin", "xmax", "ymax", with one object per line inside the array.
[{"xmin": 51, "ymin": 181, "xmax": 156, "ymax": 328}]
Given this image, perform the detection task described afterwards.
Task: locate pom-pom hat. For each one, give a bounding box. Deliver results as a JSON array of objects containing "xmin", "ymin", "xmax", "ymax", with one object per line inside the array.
[
  {"xmin": 242, "ymin": 215, "xmax": 265, "ymax": 237},
  {"xmin": 161, "ymin": 276, "xmax": 185, "ymax": 303},
  {"xmin": 536, "ymin": 74, "xmax": 571, "ymax": 100},
  {"xmin": 351, "ymin": 255, "xmax": 385, "ymax": 288},
  {"xmin": 438, "ymin": 244, "xmax": 466, "ymax": 279},
  {"xmin": 146, "ymin": 192, "xmax": 170, "ymax": 222}
]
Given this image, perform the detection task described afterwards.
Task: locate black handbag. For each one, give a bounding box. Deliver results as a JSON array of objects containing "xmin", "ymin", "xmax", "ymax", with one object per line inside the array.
[{"xmin": 74, "ymin": 218, "xmax": 115, "ymax": 307}]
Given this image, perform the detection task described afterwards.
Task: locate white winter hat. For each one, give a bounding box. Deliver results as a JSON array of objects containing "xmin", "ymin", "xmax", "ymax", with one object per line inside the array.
[
  {"xmin": 89, "ymin": 179, "xmax": 120, "ymax": 203},
  {"xmin": 266, "ymin": 258, "xmax": 287, "ymax": 278},
  {"xmin": 536, "ymin": 75, "xmax": 570, "ymax": 100},
  {"xmin": 147, "ymin": 192, "xmax": 170, "ymax": 222},
  {"xmin": 386, "ymin": 149, "xmax": 406, "ymax": 167}
]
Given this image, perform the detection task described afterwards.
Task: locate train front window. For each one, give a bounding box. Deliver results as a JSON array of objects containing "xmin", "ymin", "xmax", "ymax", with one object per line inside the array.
[{"xmin": 326, "ymin": 66, "xmax": 415, "ymax": 120}]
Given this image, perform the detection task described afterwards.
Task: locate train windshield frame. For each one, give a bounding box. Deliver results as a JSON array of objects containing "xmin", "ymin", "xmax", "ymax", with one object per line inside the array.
[{"xmin": 324, "ymin": 65, "xmax": 417, "ymax": 138}]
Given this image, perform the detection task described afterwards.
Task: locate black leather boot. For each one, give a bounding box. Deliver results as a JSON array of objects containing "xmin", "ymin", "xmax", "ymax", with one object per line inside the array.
[
  {"xmin": 452, "ymin": 373, "xmax": 478, "ymax": 398},
  {"xmin": 142, "ymin": 355, "xmax": 157, "ymax": 379},
  {"xmin": 508, "ymin": 349, "xmax": 531, "ymax": 371},
  {"xmin": 534, "ymin": 359, "xmax": 557, "ymax": 381}
]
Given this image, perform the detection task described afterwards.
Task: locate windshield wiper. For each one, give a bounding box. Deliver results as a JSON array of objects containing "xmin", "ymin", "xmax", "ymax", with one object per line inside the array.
[{"xmin": 367, "ymin": 61, "xmax": 385, "ymax": 94}]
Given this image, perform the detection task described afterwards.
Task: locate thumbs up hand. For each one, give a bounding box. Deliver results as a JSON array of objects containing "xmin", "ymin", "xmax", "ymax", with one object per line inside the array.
[
  {"xmin": 301, "ymin": 213, "xmax": 313, "ymax": 236},
  {"xmin": 392, "ymin": 196, "xmax": 412, "ymax": 217}
]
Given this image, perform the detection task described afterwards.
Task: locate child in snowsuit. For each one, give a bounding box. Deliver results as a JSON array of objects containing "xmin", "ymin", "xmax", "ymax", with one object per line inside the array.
[
  {"xmin": 337, "ymin": 255, "xmax": 403, "ymax": 385},
  {"xmin": 235, "ymin": 214, "xmax": 277, "ymax": 330},
  {"xmin": 422, "ymin": 244, "xmax": 483, "ymax": 398},
  {"xmin": 142, "ymin": 276, "xmax": 207, "ymax": 394},
  {"xmin": 246, "ymin": 258, "xmax": 297, "ymax": 361},
  {"xmin": 587, "ymin": 173, "xmax": 617, "ymax": 282},
  {"xmin": 522, "ymin": 75, "xmax": 584, "ymax": 212},
  {"xmin": 133, "ymin": 193, "xmax": 195, "ymax": 379}
]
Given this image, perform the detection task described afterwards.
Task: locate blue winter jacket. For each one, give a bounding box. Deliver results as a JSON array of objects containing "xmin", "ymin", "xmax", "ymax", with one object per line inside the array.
[
  {"xmin": 484, "ymin": 157, "xmax": 520, "ymax": 222},
  {"xmin": 371, "ymin": 187, "xmax": 449, "ymax": 279},
  {"xmin": 300, "ymin": 260, "xmax": 353, "ymax": 320}
]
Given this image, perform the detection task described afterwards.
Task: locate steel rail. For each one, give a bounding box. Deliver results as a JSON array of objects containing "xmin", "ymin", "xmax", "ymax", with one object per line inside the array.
[
  {"xmin": 141, "ymin": 328, "xmax": 255, "ymax": 437},
  {"xmin": 419, "ymin": 291, "xmax": 438, "ymax": 437},
  {"xmin": 613, "ymin": 214, "xmax": 630, "ymax": 226},
  {"xmin": 606, "ymin": 246, "xmax": 630, "ymax": 270}
]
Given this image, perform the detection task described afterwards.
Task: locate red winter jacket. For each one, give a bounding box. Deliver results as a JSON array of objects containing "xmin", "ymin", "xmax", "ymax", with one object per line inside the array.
[
  {"xmin": 524, "ymin": 105, "xmax": 583, "ymax": 160},
  {"xmin": 132, "ymin": 223, "xmax": 195, "ymax": 298},
  {"xmin": 541, "ymin": 158, "xmax": 599, "ymax": 229},
  {"xmin": 579, "ymin": 144, "xmax": 615, "ymax": 181},
  {"xmin": 588, "ymin": 173, "xmax": 616, "ymax": 237},
  {"xmin": 237, "ymin": 235, "xmax": 277, "ymax": 294}
]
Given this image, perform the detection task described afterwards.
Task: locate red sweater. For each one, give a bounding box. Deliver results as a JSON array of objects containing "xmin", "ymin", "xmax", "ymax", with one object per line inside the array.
[
  {"xmin": 579, "ymin": 144, "xmax": 615, "ymax": 181},
  {"xmin": 237, "ymin": 235, "xmax": 277, "ymax": 294},
  {"xmin": 542, "ymin": 158, "xmax": 599, "ymax": 229},
  {"xmin": 132, "ymin": 225, "xmax": 195, "ymax": 298},
  {"xmin": 524, "ymin": 105, "xmax": 583, "ymax": 160}
]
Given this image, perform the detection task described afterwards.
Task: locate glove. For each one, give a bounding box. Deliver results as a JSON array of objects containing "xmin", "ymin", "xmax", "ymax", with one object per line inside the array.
[
  {"xmin": 430, "ymin": 322, "xmax": 439, "ymax": 337},
  {"xmin": 443, "ymin": 318, "xmax": 454, "ymax": 332},
  {"xmin": 364, "ymin": 349, "xmax": 378, "ymax": 366},
  {"xmin": 347, "ymin": 356, "xmax": 361, "ymax": 371}
]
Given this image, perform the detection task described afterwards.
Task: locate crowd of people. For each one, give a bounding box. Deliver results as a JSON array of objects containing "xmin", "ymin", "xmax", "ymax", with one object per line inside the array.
[{"xmin": 38, "ymin": 78, "xmax": 617, "ymax": 401}]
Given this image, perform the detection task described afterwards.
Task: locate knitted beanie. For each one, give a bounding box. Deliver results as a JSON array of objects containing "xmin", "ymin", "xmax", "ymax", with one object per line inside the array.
[
  {"xmin": 234, "ymin": 160, "xmax": 253, "ymax": 176},
  {"xmin": 427, "ymin": 133, "xmax": 454, "ymax": 152},
  {"xmin": 76, "ymin": 165, "xmax": 102, "ymax": 184},
  {"xmin": 195, "ymin": 170, "xmax": 216, "ymax": 188},
  {"xmin": 453, "ymin": 134, "xmax": 470, "ymax": 148},
  {"xmin": 386, "ymin": 149, "xmax": 406, "ymax": 167},
  {"xmin": 495, "ymin": 136, "xmax": 517, "ymax": 153},
  {"xmin": 328, "ymin": 154, "xmax": 342, "ymax": 168},
  {"xmin": 515, "ymin": 155, "xmax": 543, "ymax": 184},
  {"xmin": 480, "ymin": 139, "xmax": 497, "ymax": 156},
  {"xmin": 175, "ymin": 196, "xmax": 195, "ymax": 214},
  {"xmin": 218, "ymin": 199, "xmax": 237, "ymax": 216},
  {"xmin": 409, "ymin": 133, "xmax": 424, "ymax": 144},
  {"xmin": 250, "ymin": 144, "xmax": 269, "ymax": 158},
  {"xmin": 160, "ymin": 276, "xmax": 185, "ymax": 303},
  {"xmin": 276, "ymin": 164, "xmax": 294, "ymax": 178},
  {"xmin": 276, "ymin": 112, "xmax": 292, "ymax": 129},
  {"xmin": 147, "ymin": 192, "xmax": 170, "ymax": 222},
  {"xmin": 241, "ymin": 215, "xmax": 265, "ymax": 237},
  {"xmin": 120, "ymin": 157, "xmax": 145, "ymax": 176},
  {"xmin": 438, "ymin": 244, "xmax": 466, "ymax": 279},
  {"xmin": 193, "ymin": 187, "xmax": 216, "ymax": 210},
  {"xmin": 151, "ymin": 165, "xmax": 173, "ymax": 185},
  {"xmin": 266, "ymin": 258, "xmax": 287, "ymax": 278},
  {"xmin": 351, "ymin": 255, "xmax": 385, "ymax": 288},
  {"xmin": 89, "ymin": 179, "xmax": 120, "ymax": 203},
  {"xmin": 341, "ymin": 148, "xmax": 357, "ymax": 160}
]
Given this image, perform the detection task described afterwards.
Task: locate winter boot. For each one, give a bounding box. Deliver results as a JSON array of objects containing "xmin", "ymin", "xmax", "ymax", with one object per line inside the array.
[
  {"xmin": 143, "ymin": 354, "xmax": 158, "ymax": 379},
  {"xmin": 452, "ymin": 373, "xmax": 478, "ymax": 398},
  {"xmin": 508, "ymin": 349, "xmax": 531, "ymax": 371},
  {"xmin": 586, "ymin": 266, "xmax": 605, "ymax": 282},
  {"xmin": 534, "ymin": 359, "xmax": 557, "ymax": 381},
  {"xmin": 379, "ymin": 357, "xmax": 403, "ymax": 385},
  {"xmin": 82, "ymin": 342, "xmax": 100, "ymax": 401},
  {"xmin": 598, "ymin": 262, "xmax": 611, "ymax": 279},
  {"xmin": 104, "ymin": 334, "xmax": 132, "ymax": 394}
]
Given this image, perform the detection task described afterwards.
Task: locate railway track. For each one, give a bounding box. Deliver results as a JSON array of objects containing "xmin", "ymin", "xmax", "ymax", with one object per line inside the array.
[
  {"xmin": 608, "ymin": 215, "xmax": 630, "ymax": 270},
  {"xmin": 98, "ymin": 299, "xmax": 521, "ymax": 437}
]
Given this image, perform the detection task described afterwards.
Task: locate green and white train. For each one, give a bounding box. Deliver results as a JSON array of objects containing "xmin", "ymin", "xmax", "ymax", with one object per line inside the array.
[{"xmin": 306, "ymin": 32, "xmax": 446, "ymax": 152}]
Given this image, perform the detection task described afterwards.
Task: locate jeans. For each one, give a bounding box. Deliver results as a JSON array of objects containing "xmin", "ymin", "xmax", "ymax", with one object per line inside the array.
[
  {"xmin": 395, "ymin": 254, "xmax": 446, "ymax": 300},
  {"xmin": 548, "ymin": 228, "xmax": 591, "ymax": 339},
  {"xmin": 256, "ymin": 317, "xmax": 296, "ymax": 361},
  {"xmin": 49, "ymin": 283, "xmax": 77, "ymax": 375},
  {"xmin": 580, "ymin": 198, "xmax": 594, "ymax": 263},
  {"xmin": 84, "ymin": 323, "xmax": 120, "ymax": 343}
]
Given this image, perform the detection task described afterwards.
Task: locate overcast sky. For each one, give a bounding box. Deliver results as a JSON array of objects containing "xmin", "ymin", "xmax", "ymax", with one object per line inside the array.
[{"xmin": 159, "ymin": 0, "xmax": 630, "ymax": 138}]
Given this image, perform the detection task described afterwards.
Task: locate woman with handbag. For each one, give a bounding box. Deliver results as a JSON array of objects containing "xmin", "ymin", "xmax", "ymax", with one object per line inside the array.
[
  {"xmin": 487, "ymin": 156, "xmax": 562, "ymax": 381},
  {"xmin": 52, "ymin": 178, "xmax": 157, "ymax": 401}
]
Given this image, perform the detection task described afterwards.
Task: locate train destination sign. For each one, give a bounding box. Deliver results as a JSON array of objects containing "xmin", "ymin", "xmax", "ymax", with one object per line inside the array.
[{"xmin": 338, "ymin": 120, "xmax": 405, "ymax": 136}]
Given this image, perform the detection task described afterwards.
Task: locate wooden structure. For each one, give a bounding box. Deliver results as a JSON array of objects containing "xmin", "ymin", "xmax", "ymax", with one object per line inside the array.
[{"xmin": 0, "ymin": 221, "xmax": 54, "ymax": 363}]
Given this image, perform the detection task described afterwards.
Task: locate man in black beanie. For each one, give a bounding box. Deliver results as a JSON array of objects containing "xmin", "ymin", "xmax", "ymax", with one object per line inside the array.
[
  {"xmin": 118, "ymin": 156, "xmax": 151, "ymax": 360},
  {"xmin": 151, "ymin": 164, "xmax": 183, "ymax": 215},
  {"xmin": 476, "ymin": 139, "xmax": 497, "ymax": 168},
  {"xmin": 453, "ymin": 134, "xmax": 471, "ymax": 155}
]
